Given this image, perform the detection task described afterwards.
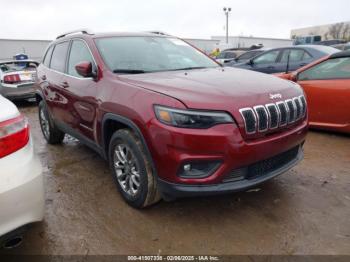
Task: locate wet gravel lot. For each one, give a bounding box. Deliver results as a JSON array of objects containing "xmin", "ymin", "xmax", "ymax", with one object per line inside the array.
[{"xmin": 1, "ymin": 102, "xmax": 350, "ymax": 255}]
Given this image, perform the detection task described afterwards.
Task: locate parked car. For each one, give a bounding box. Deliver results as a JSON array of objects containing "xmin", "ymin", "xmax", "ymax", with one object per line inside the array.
[
  {"xmin": 0, "ymin": 95, "xmax": 44, "ymax": 248},
  {"xmin": 36, "ymin": 30, "xmax": 308, "ymax": 208},
  {"xmin": 275, "ymin": 50, "xmax": 350, "ymax": 134},
  {"xmin": 215, "ymin": 50, "xmax": 240, "ymax": 64},
  {"xmin": 229, "ymin": 45, "xmax": 339, "ymax": 74},
  {"xmin": 332, "ymin": 42, "xmax": 350, "ymax": 51},
  {"xmin": 0, "ymin": 60, "xmax": 39, "ymax": 101},
  {"xmin": 317, "ymin": 39, "xmax": 347, "ymax": 46},
  {"xmin": 226, "ymin": 49, "xmax": 268, "ymax": 66}
]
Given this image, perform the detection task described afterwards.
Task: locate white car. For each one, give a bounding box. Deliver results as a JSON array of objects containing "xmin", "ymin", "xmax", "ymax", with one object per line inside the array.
[
  {"xmin": 0, "ymin": 60, "xmax": 39, "ymax": 101},
  {"xmin": 0, "ymin": 95, "xmax": 44, "ymax": 249}
]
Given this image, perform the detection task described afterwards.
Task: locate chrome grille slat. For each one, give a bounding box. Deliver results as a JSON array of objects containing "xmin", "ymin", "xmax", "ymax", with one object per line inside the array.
[
  {"xmin": 240, "ymin": 95, "xmax": 306, "ymax": 135},
  {"xmin": 239, "ymin": 108, "xmax": 257, "ymax": 135},
  {"xmin": 299, "ymin": 95, "xmax": 307, "ymax": 117},
  {"xmin": 254, "ymin": 106, "xmax": 269, "ymax": 132},
  {"xmin": 266, "ymin": 103, "xmax": 279, "ymax": 129}
]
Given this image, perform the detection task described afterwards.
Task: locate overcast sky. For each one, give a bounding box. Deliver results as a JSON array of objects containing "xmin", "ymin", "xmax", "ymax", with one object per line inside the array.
[{"xmin": 1, "ymin": 0, "xmax": 349, "ymax": 40}]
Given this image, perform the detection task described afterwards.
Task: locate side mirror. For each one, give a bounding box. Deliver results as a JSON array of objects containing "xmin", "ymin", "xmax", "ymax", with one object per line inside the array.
[
  {"xmin": 75, "ymin": 61, "xmax": 96, "ymax": 78},
  {"xmin": 290, "ymin": 72, "xmax": 298, "ymax": 82},
  {"xmin": 248, "ymin": 59, "xmax": 254, "ymax": 65}
]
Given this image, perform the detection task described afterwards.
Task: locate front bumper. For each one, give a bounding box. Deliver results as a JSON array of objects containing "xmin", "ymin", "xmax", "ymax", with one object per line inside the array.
[
  {"xmin": 158, "ymin": 146, "xmax": 303, "ymax": 198},
  {"xmin": 0, "ymin": 137, "xmax": 44, "ymax": 237},
  {"xmin": 0, "ymin": 83, "xmax": 36, "ymax": 101}
]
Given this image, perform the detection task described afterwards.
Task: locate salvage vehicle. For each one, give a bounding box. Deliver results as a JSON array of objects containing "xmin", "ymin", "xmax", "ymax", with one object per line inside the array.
[
  {"xmin": 0, "ymin": 95, "xmax": 44, "ymax": 249},
  {"xmin": 36, "ymin": 30, "xmax": 308, "ymax": 208},
  {"xmin": 276, "ymin": 50, "xmax": 350, "ymax": 134},
  {"xmin": 229, "ymin": 45, "xmax": 338, "ymax": 74},
  {"xmin": 0, "ymin": 60, "xmax": 39, "ymax": 101}
]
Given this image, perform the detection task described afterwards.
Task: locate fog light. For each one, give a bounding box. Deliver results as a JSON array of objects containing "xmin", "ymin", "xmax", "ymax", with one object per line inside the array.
[
  {"xmin": 178, "ymin": 161, "xmax": 221, "ymax": 179},
  {"xmin": 184, "ymin": 164, "xmax": 191, "ymax": 171}
]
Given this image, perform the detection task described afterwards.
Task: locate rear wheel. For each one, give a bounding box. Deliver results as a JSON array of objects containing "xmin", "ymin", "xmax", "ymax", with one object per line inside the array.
[
  {"xmin": 38, "ymin": 101, "xmax": 65, "ymax": 144},
  {"xmin": 109, "ymin": 129, "xmax": 161, "ymax": 208}
]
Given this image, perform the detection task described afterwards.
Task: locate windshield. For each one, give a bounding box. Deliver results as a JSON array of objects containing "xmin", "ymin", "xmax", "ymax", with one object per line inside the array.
[{"xmin": 95, "ymin": 36, "xmax": 219, "ymax": 73}]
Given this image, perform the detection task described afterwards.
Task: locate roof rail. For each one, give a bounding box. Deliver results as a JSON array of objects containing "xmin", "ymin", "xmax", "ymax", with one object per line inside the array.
[
  {"xmin": 147, "ymin": 31, "xmax": 171, "ymax": 36},
  {"xmin": 56, "ymin": 29, "xmax": 93, "ymax": 39}
]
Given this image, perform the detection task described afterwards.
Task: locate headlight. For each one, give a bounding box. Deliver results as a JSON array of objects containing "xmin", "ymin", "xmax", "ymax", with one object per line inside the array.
[{"xmin": 154, "ymin": 105, "xmax": 234, "ymax": 128}]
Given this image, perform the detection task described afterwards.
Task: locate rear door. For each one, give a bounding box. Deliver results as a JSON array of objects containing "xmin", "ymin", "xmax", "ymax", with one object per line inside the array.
[
  {"xmin": 61, "ymin": 39, "xmax": 98, "ymax": 141},
  {"xmin": 297, "ymin": 56, "xmax": 350, "ymax": 127},
  {"xmin": 279, "ymin": 48, "xmax": 313, "ymax": 72},
  {"xmin": 37, "ymin": 42, "xmax": 69, "ymax": 122},
  {"xmin": 250, "ymin": 50, "xmax": 282, "ymax": 73}
]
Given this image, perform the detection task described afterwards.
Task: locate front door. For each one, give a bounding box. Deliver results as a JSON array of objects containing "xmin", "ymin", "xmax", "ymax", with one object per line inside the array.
[{"xmin": 60, "ymin": 39, "xmax": 99, "ymax": 141}]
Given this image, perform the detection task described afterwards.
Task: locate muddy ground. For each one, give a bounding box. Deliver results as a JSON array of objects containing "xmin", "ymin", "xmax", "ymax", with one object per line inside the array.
[{"xmin": 1, "ymin": 102, "xmax": 350, "ymax": 255}]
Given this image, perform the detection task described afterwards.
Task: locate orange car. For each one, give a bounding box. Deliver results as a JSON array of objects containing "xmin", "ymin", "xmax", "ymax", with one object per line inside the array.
[{"xmin": 276, "ymin": 51, "xmax": 350, "ymax": 134}]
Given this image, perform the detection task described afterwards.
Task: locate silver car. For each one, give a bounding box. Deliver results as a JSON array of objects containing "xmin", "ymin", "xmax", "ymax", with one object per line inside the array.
[{"xmin": 0, "ymin": 60, "xmax": 39, "ymax": 101}]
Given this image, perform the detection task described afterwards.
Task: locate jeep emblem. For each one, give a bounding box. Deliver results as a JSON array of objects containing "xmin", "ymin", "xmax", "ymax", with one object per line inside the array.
[{"xmin": 269, "ymin": 93, "xmax": 282, "ymax": 100}]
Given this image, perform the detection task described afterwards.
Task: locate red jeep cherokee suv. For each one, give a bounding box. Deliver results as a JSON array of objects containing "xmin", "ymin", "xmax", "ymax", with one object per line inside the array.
[{"xmin": 36, "ymin": 30, "xmax": 308, "ymax": 208}]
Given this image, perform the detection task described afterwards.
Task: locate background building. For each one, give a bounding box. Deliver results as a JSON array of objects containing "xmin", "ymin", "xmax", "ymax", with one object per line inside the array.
[
  {"xmin": 185, "ymin": 38, "xmax": 220, "ymax": 54},
  {"xmin": 0, "ymin": 39, "xmax": 51, "ymax": 61},
  {"xmin": 211, "ymin": 36, "xmax": 293, "ymax": 49},
  {"xmin": 291, "ymin": 21, "xmax": 350, "ymax": 41}
]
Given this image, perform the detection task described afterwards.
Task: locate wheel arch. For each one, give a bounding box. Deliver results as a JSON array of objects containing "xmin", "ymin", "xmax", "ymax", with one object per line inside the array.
[{"xmin": 101, "ymin": 113, "xmax": 158, "ymax": 177}]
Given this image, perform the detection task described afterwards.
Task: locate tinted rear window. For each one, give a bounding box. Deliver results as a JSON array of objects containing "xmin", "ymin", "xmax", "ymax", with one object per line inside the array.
[{"xmin": 50, "ymin": 42, "xmax": 69, "ymax": 72}]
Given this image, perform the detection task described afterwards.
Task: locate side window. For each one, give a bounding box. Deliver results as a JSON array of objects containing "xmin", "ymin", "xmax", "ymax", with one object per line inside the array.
[
  {"xmin": 50, "ymin": 42, "xmax": 70, "ymax": 72},
  {"xmin": 226, "ymin": 52, "xmax": 236, "ymax": 59},
  {"xmin": 67, "ymin": 40, "xmax": 95, "ymax": 77},
  {"xmin": 43, "ymin": 46, "xmax": 54, "ymax": 67},
  {"xmin": 280, "ymin": 49, "xmax": 309, "ymax": 63},
  {"xmin": 298, "ymin": 57, "xmax": 350, "ymax": 81},
  {"xmin": 253, "ymin": 50, "xmax": 280, "ymax": 65}
]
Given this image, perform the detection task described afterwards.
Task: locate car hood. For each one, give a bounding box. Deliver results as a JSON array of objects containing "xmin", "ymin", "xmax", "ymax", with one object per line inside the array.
[{"xmin": 119, "ymin": 67, "xmax": 302, "ymax": 111}]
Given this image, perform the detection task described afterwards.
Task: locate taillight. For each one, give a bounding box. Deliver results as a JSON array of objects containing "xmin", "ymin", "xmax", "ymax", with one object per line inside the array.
[
  {"xmin": 3, "ymin": 74, "xmax": 21, "ymax": 84},
  {"xmin": 0, "ymin": 115, "xmax": 29, "ymax": 158}
]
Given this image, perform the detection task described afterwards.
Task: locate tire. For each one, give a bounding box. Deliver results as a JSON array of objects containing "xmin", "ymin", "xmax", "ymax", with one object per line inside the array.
[
  {"xmin": 109, "ymin": 129, "xmax": 161, "ymax": 208},
  {"xmin": 38, "ymin": 101, "xmax": 65, "ymax": 144}
]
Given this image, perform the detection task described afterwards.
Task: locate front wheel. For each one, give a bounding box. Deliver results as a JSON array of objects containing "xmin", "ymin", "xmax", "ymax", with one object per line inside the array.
[
  {"xmin": 38, "ymin": 101, "xmax": 65, "ymax": 144},
  {"xmin": 109, "ymin": 129, "xmax": 161, "ymax": 208}
]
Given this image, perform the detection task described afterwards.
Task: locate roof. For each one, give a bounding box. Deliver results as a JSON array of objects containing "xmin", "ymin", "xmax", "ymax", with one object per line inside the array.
[{"xmin": 329, "ymin": 50, "xmax": 350, "ymax": 59}]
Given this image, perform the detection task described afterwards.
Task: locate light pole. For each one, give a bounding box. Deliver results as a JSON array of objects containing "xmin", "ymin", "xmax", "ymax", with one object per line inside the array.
[{"xmin": 223, "ymin": 7, "xmax": 231, "ymax": 44}]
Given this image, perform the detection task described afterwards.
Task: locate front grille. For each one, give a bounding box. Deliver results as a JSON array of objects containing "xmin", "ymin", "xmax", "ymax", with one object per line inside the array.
[
  {"xmin": 239, "ymin": 95, "xmax": 306, "ymax": 135},
  {"xmin": 223, "ymin": 146, "xmax": 300, "ymax": 183}
]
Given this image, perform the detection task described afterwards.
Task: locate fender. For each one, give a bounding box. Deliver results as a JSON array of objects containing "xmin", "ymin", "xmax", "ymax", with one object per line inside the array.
[{"xmin": 101, "ymin": 113, "xmax": 158, "ymax": 177}]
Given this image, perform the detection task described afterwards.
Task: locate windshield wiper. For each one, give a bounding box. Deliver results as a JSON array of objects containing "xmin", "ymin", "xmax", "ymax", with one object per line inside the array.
[
  {"xmin": 113, "ymin": 69, "xmax": 146, "ymax": 74},
  {"xmin": 171, "ymin": 66, "xmax": 208, "ymax": 71}
]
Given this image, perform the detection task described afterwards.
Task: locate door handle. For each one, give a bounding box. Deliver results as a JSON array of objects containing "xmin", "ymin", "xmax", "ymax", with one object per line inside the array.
[
  {"xmin": 41, "ymin": 75, "xmax": 47, "ymax": 80},
  {"xmin": 61, "ymin": 81, "xmax": 69, "ymax": 88}
]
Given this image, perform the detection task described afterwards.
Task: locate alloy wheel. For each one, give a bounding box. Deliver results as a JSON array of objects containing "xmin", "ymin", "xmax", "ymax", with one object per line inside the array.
[{"xmin": 113, "ymin": 144, "xmax": 141, "ymax": 196}]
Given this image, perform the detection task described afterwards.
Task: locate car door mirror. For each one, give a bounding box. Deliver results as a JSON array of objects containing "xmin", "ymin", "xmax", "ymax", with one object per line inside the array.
[
  {"xmin": 290, "ymin": 72, "xmax": 298, "ymax": 82},
  {"xmin": 248, "ymin": 59, "xmax": 254, "ymax": 65},
  {"xmin": 75, "ymin": 61, "xmax": 96, "ymax": 78}
]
